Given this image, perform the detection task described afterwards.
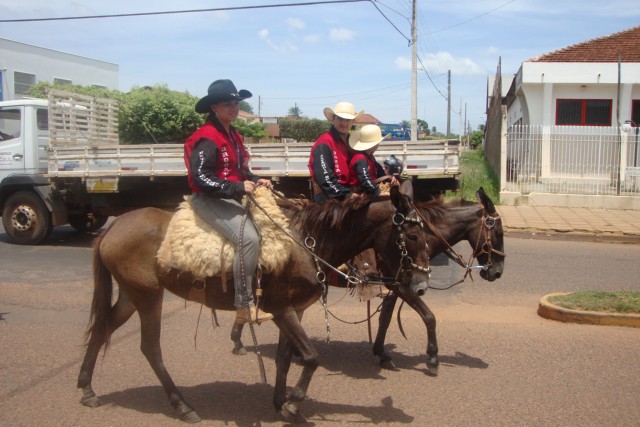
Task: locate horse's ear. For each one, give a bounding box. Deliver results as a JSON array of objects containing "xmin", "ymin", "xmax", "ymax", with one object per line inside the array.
[
  {"xmin": 391, "ymin": 182, "xmax": 412, "ymax": 214},
  {"xmin": 399, "ymin": 179, "xmax": 414, "ymax": 201},
  {"xmin": 476, "ymin": 187, "xmax": 496, "ymax": 214}
]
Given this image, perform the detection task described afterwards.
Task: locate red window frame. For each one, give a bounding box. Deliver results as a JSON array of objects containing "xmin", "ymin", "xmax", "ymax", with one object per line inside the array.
[{"xmin": 555, "ymin": 99, "xmax": 612, "ymax": 126}]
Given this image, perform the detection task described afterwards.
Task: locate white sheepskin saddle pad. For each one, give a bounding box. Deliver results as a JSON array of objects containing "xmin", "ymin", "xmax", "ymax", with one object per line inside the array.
[{"xmin": 157, "ymin": 187, "xmax": 293, "ymax": 279}]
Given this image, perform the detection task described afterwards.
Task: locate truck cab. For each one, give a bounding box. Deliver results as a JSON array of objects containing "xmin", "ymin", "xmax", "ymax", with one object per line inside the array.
[{"xmin": 0, "ymin": 99, "xmax": 57, "ymax": 244}]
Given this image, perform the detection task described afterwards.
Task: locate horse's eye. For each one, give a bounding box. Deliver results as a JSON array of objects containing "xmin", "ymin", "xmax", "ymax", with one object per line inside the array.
[{"xmin": 407, "ymin": 233, "xmax": 419, "ymax": 241}]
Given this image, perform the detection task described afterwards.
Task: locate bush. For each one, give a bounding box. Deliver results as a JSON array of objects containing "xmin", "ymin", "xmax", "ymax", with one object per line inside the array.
[
  {"xmin": 233, "ymin": 119, "xmax": 268, "ymax": 141},
  {"xmin": 28, "ymin": 82, "xmax": 204, "ymax": 144},
  {"xmin": 119, "ymin": 85, "xmax": 203, "ymax": 144},
  {"xmin": 280, "ymin": 118, "xmax": 331, "ymax": 142}
]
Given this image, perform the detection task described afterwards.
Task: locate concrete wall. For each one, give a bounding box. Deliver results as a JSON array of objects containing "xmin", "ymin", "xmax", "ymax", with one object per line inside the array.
[{"xmin": 0, "ymin": 38, "xmax": 118, "ymax": 101}]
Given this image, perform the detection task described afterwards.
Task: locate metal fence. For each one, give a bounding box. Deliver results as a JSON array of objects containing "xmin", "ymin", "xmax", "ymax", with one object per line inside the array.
[{"xmin": 505, "ymin": 125, "xmax": 640, "ymax": 196}]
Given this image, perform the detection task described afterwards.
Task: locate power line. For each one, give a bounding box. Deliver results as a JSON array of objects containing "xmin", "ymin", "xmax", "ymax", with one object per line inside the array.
[
  {"xmin": 369, "ymin": 1, "xmax": 411, "ymax": 44},
  {"xmin": 429, "ymin": 0, "xmax": 518, "ymax": 34},
  {"xmin": 0, "ymin": 0, "xmax": 370, "ymax": 23}
]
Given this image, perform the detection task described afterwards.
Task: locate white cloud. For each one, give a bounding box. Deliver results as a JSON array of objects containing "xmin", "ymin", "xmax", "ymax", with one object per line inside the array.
[
  {"xmin": 484, "ymin": 46, "xmax": 500, "ymax": 56},
  {"xmin": 396, "ymin": 52, "xmax": 482, "ymax": 76},
  {"xmin": 329, "ymin": 28, "xmax": 355, "ymax": 43},
  {"xmin": 304, "ymin": 34, "xmax": 321, "ymax": 43},
  {"xmin": 257, "ymin": 28, "xmax": 298, "ymax": 54},
  {"xmin": 287, "ymin": 18, "xmax": 305, "ymax": 30},
  {"xmin": 424, "ymin": 52, "xmax": 483, "ymax": 76},
  {"xmin": 394, "ymin": 56, "xmax": 412, "ymax": 70}
]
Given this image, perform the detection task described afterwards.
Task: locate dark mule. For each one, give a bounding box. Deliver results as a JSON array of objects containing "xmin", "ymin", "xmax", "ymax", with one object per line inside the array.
[
  {"xmin": 372, "ymin": 187, "xmax": 505, "ymax": 372},
  {"xmin": 231, "ymin": 188, "xmax": 505, "ymax": 374},
  {"xmin": 77, "ymin": 182, "xmax": 430, "ymax": 423}
]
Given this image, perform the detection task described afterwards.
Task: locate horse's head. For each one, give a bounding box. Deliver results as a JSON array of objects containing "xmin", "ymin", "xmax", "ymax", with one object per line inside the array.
[
  {"xmin": 471, "ymin": 188, "xmax": 505, "ymax": 282},
  {"xmin": 376, "ymin": 180, "xmax": 431, "ymax": 296}
]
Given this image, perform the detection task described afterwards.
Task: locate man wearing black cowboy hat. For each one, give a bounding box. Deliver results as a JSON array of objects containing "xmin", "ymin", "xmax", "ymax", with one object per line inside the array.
[{"xmin": 184, "ymin": 79, "xmax": 273, "ymax": 324}]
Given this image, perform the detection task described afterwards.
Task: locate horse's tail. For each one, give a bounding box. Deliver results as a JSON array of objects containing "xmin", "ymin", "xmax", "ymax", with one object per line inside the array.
[{"xmin": 84, "ymin": 232, "xmax": 114, "ymax": 350}]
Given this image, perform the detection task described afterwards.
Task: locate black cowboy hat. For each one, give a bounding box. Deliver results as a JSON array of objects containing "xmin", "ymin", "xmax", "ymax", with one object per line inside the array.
[{"xmin": 195, "ymin": 79, "xmax": 252, "ymax": 113}]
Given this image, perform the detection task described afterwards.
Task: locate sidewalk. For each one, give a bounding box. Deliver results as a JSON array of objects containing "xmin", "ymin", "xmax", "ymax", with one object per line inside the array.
[{"xmin": 495, "ymin": 205, "xmax": 640, "ymax": 243}]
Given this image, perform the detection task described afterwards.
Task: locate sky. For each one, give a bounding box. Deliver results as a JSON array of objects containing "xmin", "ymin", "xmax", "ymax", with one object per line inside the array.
[{"xmin": 1, "ymin": 0, "xmax": 639, "ymax": 134}]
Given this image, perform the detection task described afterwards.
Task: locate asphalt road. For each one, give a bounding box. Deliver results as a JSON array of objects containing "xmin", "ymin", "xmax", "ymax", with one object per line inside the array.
[{"xmin": 1, "ymin": 225, "xmax": 640, "ymax": 426}]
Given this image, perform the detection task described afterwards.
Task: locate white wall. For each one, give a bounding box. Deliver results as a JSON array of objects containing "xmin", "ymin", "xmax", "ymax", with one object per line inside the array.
[
  {"xmin": 0, "ymin": 38, "xmax": 118, "ymax": 101},
  {"xmin": 510, "ymin": 62, "xmax": 640, "ymax": 126}
]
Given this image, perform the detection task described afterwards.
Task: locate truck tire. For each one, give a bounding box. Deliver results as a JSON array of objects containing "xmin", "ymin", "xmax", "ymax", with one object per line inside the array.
[
  {"xmin": 68, "ymin": 213, "xmax": 108, "ymax": 234},
  {"xmin": 2, "ymin": 191, "xmax": 53, "ymax": 245}
]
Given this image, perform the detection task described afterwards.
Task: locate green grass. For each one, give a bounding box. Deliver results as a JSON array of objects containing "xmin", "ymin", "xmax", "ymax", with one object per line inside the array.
[
  {"xmin": 446, "ymin": 148, "xmax": 500, "ymax": 202},
  {"xmin": 549, "ymin": 291, "xmax": 640, "ymax": 314}
]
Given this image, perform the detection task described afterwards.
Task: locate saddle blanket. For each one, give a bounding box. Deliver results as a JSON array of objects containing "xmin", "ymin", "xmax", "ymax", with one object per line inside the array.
[{"xmin": 157, "ymin": 187, "xmax": 293, "ymax": 279}]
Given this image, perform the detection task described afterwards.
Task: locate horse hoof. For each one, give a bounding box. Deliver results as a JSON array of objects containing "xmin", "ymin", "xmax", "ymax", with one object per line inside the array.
[
  {"xmin": 426, "ymin": 363, "xmax": 439, "ymax": 377},
  {"xmin": 80, "ymin": 393, "xmax": 101, "ymax": 408},
  {"xmin": 180, "ymin": 410, "xmax": 202, "ymax": 423},
  {"xmin": 232, "ymin": 347, "xmax": 247, "ymax": 356},
  {"xmin": 288, "ymin": 387, "xmax": 305, "ymax": 402},
  {"xmin": 280, "ymin": 401, "xmax": 306, "ymax": 423}
]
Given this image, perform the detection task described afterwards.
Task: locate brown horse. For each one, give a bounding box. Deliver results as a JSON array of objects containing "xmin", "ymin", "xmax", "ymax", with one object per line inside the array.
[
  {"xmin": 231, "ymin": 188, "xmax": 504, "ymax": 373},
  {"xmin": 77, "ymin": 182, "xmax": 431, "ymax": 423},
  {"xmin": 372, "ymin": 187, "xmax": 505, "ymax": 372}
]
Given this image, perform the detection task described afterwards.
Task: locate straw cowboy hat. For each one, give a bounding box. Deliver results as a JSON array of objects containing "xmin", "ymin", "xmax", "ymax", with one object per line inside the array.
[
  {"xmin": 195, "ymin": 79, "xmax": 252, "ymax": 113},
  {"xmin": 323, "ymin": 102, "xmax": 362, "ymax": 121},
  {"xmin": 349, "ymin": 124, "xmax": 390, "ymax": 151}
]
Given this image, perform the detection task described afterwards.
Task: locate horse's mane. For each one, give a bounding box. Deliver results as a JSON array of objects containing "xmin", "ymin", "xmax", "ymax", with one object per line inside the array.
[
  {"xmin": 414, "ymin": 197, "xmax": 479, "ymax": 226},
  {"xmin": 291, "ymin": 195, "xmax": 390, "ymax": 247}
]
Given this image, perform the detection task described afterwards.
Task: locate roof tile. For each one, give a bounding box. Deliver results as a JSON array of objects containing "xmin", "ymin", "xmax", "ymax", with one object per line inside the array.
[{"xmin": 529, "ymin": 25, "xmax": 640, "ymax": 63}]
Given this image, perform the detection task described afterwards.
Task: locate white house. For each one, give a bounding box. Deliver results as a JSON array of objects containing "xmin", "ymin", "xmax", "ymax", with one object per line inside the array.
[
  {"xmin": 505, "ymin": 26, "xmax": 640, "ymax": 127},
  {"xmin": 485, "ymin": 26, "xmax": 640, "ymax": 209},
  {"xmin": 0, "ymin": 38, "xmax": 119, "ymax": 101}
]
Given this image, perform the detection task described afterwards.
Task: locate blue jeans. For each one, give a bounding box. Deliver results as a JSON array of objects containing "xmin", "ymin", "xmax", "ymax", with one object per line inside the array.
[{"xmin": 191, "ymin": 193, "xmax": 260, "ymax": 308}]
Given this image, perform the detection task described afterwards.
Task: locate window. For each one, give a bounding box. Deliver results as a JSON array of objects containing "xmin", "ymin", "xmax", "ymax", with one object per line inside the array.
[
  {"xmin": 37, "ymin": 109, "xmax": 48, "ymax": 131},
  {"xmin": 0, "ymin": 108, "xmax": 21, "ymax": 141},
  {"xmin": 632, "ymin": 100, "xmax": 640, "ymax": 127},
  {"xmin": 556, "ymin": 99, "xmax": 612, "ymax": 126},
  {"xmin": 14, "ymin": 72, "xmax": 36, "ymax": 96},
  {"xmin": 53, "ymin": 78, "xmax": 72, "ymax": 85}
]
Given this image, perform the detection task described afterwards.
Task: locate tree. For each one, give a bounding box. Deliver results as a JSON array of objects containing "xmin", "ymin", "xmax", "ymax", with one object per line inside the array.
[
  {"xmin": 400, "ymin": 120, "xmax": 410, "ymax": 130},
  {"xmin": 280, "ymin": 118, "xmax": 330, "ymax": 142},
  {"xmin": 288, "ymin": 104, "xmax": 303, "ymax": 118},
  {"xmin": 119, "ymin": 84, "xmax": 203, "ymax": 144},
  {"xmin": 232, "ymin": 119, "xmax": 267, "ymax": 141},
  {"xmin": 239, "ymin": 100, "xmax": 253, "ymax": 114},
  {"xmin": 417, "ymin": 119, "xmax": 430, "ymax": 136},
  {"xmin": 28, "ymin": 82, "xmax": 204, "ymax": 144},
  {"xmin": 469, "ymin": 130, "xmax": 484, "ymax": 149}
]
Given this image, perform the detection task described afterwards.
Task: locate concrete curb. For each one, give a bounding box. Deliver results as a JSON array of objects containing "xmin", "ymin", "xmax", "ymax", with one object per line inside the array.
[{"xmin": 538, "ymin": 292, "xmax": 640, "ymax": 328}]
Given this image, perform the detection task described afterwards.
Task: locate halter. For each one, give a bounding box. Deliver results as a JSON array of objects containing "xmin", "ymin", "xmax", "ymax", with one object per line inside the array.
[
  {"xmin": 471, "ymin": 213, "xmax": 506, "ymax": 271},
  {"xmin": 416, "ymin": 204, "xmax": 506, "ymax": 290},
  {"xmin": 390, "ymin": 209, "xmax": 432, "ymax": 286}
]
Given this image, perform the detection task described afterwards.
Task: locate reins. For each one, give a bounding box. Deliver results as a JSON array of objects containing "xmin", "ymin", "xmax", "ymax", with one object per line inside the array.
[
  {"xmin": 413, "ymin": 203, "xmax": 506, "ymax": 290},
  {"xmin": 248, "ymin": 191, "xmax": 432, "ymax": 337}
]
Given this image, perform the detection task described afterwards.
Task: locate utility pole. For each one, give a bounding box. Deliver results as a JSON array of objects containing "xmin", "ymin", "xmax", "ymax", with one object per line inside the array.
[
  {"xmin": 410, "ymin": 0, "xmax": 417, "ymax": 142},
  {"xmin": 464, "ymin": 102, "xmax": 467, "ymax": 146},
  {"xmin": 258, "ymin": 95, "xmax": 261, "ymax": 117},
  {"xmin": 446, "ymin": 70, "xmax": 451, "ymax": 137}
]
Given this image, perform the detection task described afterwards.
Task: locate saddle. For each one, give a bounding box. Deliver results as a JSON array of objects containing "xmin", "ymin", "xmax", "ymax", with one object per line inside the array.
[{"xmin": 157, "ymin": 188, "xmax": 293, "ymax": 293}]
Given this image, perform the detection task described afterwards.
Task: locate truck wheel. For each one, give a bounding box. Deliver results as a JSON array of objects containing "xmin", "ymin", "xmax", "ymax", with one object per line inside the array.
[
  {"xmin": 2, "ymin": 191, "xmax": 53, "ymax": 245},
  {"xmin": 68, "ymin": 213, "xmax": 108, "ymax": 233}
]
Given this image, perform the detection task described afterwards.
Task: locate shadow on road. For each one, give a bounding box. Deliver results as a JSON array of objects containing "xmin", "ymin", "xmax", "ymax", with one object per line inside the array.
[
  {"xmin": 98, "ymin": 381, "xmax": 414, "ymax": 425},
  {"xmin": 0, "ymin": 226, "xmax": 102, "ymax": 249}
]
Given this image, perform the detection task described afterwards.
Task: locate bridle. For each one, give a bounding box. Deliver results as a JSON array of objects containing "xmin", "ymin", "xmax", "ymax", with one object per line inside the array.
[
  {"xmin": 470, "ymin": 213, "xmax": 506, "ymax": 271},
  {"xmin": 416, "ymin": 204, "xmax": 506, "ymax": 289},
  {"xmin": 248, "ymin": 192, "xmax": 432, "ymax": 339},
  {"xmin": 303, "ymin": 205, "xmax": 431, "ymax": 291}
]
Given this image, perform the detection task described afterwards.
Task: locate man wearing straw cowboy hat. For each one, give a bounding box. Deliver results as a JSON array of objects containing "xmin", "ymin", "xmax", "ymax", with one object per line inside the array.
[{"xmin": 308, "ymin": 101, "xmax": 362, "ymax": 203}]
